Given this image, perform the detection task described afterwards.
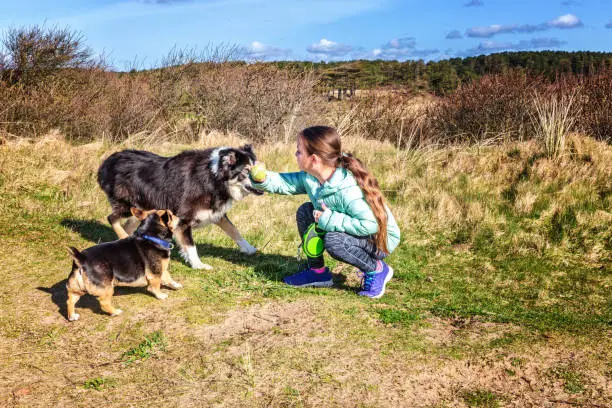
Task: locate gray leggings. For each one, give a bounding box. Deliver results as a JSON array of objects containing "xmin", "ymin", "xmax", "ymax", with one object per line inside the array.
[{"xmin": 296, "ymin": 202, "xmax": 386, "ymax": 272}]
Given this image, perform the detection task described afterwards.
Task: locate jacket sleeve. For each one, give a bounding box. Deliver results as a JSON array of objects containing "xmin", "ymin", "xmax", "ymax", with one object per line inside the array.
[
  {"xmin": 317, "ymin": 197, "xmax": 379, "ymax": 236},
  {"xmin": 252, "ymin": 171, "xmax": 307, "ymax": 195}
]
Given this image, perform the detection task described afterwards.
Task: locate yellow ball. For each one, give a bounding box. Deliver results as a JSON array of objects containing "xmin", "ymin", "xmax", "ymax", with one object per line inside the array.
[{"xmin": 250, "ymin": 164, "xmax": 266, "ymax": 182}]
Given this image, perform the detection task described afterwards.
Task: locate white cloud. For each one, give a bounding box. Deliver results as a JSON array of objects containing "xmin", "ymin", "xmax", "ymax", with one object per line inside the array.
[
  {"xmin": 245, "ymin": 41, "xmax": 291, "ymax": 60},
  {"xmin": 446, "ymin": 30, "xmax": 463, "ymax": 39},
  {"xmin": 306, "ymin": 38, "xmax": 354, "ymax": 57},
  {"xmin": 460, "ymin": 37, "xmax": 566, "ymax": 56},
  {"xmin": 547, "ymin": 13, "xmax": 583, "ymax": 28},
  {"xmin": 467, "ymin": 24, "xmax": 515, "ymax": 38},
  {"xmin": 372, "ymin": 37, "xmax": 438, "ymax": 60},
  {"xmin": 466, "ymin": 14, "xmax": 582, "ymax": 38},
  {"xmin": 466, "ymin": 23, "xmax": 548, "ymax": 38},
  {"xmin": 383, "ymin": 37, "xmax": 416, "ymax": 50}
]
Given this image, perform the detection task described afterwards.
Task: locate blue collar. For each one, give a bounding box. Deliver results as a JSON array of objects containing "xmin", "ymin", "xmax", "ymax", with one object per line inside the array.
[{"xmin": 142, "ymin": 235, "xmax": 174, "ymax": 249}]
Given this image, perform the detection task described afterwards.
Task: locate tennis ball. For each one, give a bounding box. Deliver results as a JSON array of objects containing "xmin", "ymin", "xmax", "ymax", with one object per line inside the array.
[{"xmin": 250, "ymin": 163, "xmax": 266, "ymax": 182}]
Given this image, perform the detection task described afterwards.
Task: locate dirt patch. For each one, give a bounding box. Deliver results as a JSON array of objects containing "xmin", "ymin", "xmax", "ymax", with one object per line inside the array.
[
  {"xmin": 195, "ymin": 299, "xmax": 315, "ymax": 345},
  {"xmin": 416, "ymin": 316, "xmax": 522, "ymax": 347}
]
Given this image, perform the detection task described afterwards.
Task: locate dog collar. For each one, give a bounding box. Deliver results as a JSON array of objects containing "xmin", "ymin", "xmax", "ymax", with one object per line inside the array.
[{"xmin": 142, "ymin": 235, "xmax": 174, "ymax": 249}]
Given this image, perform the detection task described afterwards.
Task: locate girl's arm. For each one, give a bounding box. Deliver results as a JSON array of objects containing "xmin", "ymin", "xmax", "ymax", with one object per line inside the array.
[{"xmin": 252, "ymin": 170, "xmax": 307, "ymax": 195}]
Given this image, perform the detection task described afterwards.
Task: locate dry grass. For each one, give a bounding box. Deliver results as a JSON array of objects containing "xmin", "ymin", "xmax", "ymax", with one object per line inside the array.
[
  {"xmin": 532, "ymin": 91, "xmax": 579, "ymax": 158},
  {"xmin": 0, "ymin": 132, "xmax": 610, "ymax": 407}
]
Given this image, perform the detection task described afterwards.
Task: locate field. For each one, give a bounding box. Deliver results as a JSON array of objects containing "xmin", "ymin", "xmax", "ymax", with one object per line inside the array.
[{"xmin": 0, "ymin": 130, "xmax": 610, "ymax": 407}]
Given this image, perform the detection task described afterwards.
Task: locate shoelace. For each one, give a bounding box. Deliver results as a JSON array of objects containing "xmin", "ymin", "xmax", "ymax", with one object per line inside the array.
[{"xmin": 357, "ymin": 271, "xmax": 376, "ymax": 291}]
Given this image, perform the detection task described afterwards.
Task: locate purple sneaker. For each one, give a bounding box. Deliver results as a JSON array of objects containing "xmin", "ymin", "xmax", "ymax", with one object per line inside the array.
[
  {"xmin": 283, "ymin": 267, "xmax": 333, "ymax": 287},
  {"xmin": 358, "ymin": 261, "xmax": 393, "ymax": 298}
]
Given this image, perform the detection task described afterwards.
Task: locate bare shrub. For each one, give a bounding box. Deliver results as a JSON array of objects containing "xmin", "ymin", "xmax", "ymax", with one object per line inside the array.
[
  {"xmin": 171, "ymin": 63, "xmax": 323, "ymax": 142},
  {"xmin": 427, "ymin": 71, "xmax": 547, "ymax": 143},
  {"xmin": 340, "ymin": 90, "xmax": 431, "ymax": 149},
  {"xmin": 102, "ymin": 72, "xmax": 160, "ymax": 141},
  {"xmin": 2, "ymin": 24, "xmax": 96, "ymax": 85},
  {"xmin": 575, "ymin": 66, "xmax": 612, "ymax": 143}
]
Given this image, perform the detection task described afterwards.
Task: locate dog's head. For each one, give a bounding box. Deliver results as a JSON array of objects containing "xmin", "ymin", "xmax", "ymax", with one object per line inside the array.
[
  {"xmin": 213, "ymin": 144, "xmax": 264, "ymax": 198},
  {"xmin": 131, "ymin": 208, "xmax": 179, "ymax": 241}
]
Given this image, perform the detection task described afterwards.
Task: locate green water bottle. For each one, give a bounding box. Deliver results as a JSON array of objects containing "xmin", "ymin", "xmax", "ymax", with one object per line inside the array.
[{"xmin": 302, "ymin": 223, "xmax": 326, "ymax": 258}]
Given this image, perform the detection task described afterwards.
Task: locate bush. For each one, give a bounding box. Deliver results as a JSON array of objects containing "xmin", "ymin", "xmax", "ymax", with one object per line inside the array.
[
  {"xmin": 1, "ymin": 24, "xmax": 96, "ymax": 86},
  {"xmin": 575, "ymin": 66, "xmax": 612, "ymax": 143},
  {"xmin": 338, "ymin": 90, "xmax": 432, "ymax": 149},
  {"xmin": 426, "ymin": 71, "xmax": 545, "ymax": 143},
  {"xmin": 161, "ymin": 63, "xmax": 323, "ymax": 142}
]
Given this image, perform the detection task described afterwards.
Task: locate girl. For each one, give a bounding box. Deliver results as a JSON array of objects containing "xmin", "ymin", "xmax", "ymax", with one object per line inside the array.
[{"xmin": 250, "ymin": 126, "xmax": 400, "ymax": 298}]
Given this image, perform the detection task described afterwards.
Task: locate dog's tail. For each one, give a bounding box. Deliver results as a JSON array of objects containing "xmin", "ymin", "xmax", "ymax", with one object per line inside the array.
[
  {"xmin": 67, "ymin": 247, "xmax": 85, "ymax": 268},
  {"xmin": 67, "ymin": 247, "xmax": 87, "ymax": 293}
]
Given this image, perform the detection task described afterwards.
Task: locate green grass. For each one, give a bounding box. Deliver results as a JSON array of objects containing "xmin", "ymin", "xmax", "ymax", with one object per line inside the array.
[
  {"xmin": 461, "ymin": 389, "xmax": 503, "ymax": 407},
  {"xmin": 122, "ymin": 331, "xmax": 167, "ymax": 364},
  {"xmin": 83, "ymin": 377, "xmax": 117, "ymax": 391},
  {"xmin": 549, "ymin": 365, "xmax": 587, "ymax": 394}
]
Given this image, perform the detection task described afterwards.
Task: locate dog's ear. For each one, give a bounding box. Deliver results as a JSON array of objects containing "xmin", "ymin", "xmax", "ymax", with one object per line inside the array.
[
  {"xmin": 156, "ymin": 210, "xmax": 178, "ymax": 230},
  {"xmin": 159, "ymin": 210, "xmax": 170, "ymax": 227},
  {"xmin": 221, "ymin": 151, "xmax": 237, "ymax": 167},
  {"xmin": 67, "ymin": 246, "xmax": 83, "ymax": 268},
  {"xmin": 165, "ymin": 210, "xmax": 179, "ymax": 230},
  {"xmin": 131, "ymin": 207, "xmax": 151, "ymax": 220},
  {"xmin": 241, "ymin": 144, "xmax": 256, "ymax": 162},
  {"xmin": 217, "ymin": 151, "xmax": 237, "ymax": 178}
]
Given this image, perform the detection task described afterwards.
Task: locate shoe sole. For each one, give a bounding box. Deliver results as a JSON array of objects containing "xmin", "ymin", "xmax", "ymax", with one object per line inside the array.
[
  {"xmin": 370, "ymin": 266, "xmax": 393, "ymax": 299},
  {"xmin": 291, "ymin": 280, "xmax": 333, "ymax": 288}
]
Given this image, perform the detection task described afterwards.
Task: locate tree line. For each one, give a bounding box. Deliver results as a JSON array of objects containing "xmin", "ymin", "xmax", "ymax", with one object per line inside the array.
[{"xmin": 272, "ymin": 51, "xmax": 612, "ymax": 96}]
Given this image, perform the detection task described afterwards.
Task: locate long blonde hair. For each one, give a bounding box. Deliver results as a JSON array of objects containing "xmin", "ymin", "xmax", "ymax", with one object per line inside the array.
[{"xmin": 300, "ymin": 126, "xmax": 389, "ymax": 253}]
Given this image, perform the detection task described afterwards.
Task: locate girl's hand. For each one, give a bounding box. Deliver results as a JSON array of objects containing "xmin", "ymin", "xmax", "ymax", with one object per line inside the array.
[{"xmin": 313, "ymin": 201, "xmax": 328, "ymax": 223}]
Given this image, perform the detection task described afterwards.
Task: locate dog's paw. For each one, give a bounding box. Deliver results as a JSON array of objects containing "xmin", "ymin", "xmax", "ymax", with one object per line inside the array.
[
  {"xmin": 169, "ymin": 281, "xmax": 183, "ymax": 289},
  {"xmin": 156, "ymin": 293, "xmax": 169, "ymax": 300},
  {"xmin": 111, "ymin": 309, "xmax": 123, "ymax": 316},
  {"xmin": 191, "ymin": 260, "xmax": 213, "ymax": 270},
  {"xmin": 68, "ymin": 313, "xmax": 80, "ymax": 321},
  {"xmin": 237, "ymin": 239, "xmax": 257, "ymax": 255}
]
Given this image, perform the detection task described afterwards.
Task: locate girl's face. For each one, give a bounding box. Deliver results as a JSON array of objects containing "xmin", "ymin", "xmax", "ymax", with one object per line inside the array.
[{"xmin": 295, "ymin": 136, "xmax": 313, "ymax": 172}]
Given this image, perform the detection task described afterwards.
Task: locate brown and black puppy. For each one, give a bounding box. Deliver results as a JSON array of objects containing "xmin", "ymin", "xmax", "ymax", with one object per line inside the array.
[{"xmin": 65, "ymin": 208, "xmax": 181, "ymax": 321}]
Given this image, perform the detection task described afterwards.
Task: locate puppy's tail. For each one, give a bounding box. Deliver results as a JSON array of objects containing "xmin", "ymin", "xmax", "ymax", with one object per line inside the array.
[{"xmin": 67, "ymin": 247, "xmax": 85, "ymax": 268}]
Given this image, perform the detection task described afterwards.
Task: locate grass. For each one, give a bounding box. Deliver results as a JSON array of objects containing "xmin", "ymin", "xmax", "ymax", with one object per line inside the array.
[
  {"xmin": 461, "ymin": 389, "xmax": 503, "ymax": 407},
  {"xmin": 122, "ymin": 331, "xmax": 167, "ymax": 364},
  {"xmin": 83, "ymin": 377, "xmax": 117, "ymax": 391},
  {"xmin": 0, "ymin": 131, "xmax": 610, "ymax": 407},
  {"xmin": 549, "ymin": 365, "xmax": 587, "ymax": 394}
]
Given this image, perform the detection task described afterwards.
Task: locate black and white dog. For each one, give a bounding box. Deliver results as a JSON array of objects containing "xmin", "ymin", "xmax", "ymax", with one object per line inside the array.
[{"xmin": 97, "ymin": 145, "xmax": 263, "ymax": 269}]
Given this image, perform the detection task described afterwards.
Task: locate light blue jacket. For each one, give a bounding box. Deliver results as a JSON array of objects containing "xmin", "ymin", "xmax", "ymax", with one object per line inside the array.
[{"xmin": 253, "ymin": 167, "xmax": 400, "ymax": 253}]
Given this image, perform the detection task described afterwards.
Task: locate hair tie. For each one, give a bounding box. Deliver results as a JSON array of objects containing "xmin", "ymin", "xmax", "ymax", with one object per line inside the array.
[{"xmin": 341, "ymin": 152, "xmax": 349, "ymax": 157}]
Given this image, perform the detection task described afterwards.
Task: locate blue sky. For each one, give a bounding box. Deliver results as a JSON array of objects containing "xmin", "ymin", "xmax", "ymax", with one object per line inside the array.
[{"xmin": 1, "ymin": 0, "xmax": 611, "ymax": 68}]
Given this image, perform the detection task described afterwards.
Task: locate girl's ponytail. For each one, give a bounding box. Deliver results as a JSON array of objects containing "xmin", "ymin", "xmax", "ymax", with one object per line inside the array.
[{"xmin": 340, "ymin": 153, "xmax": 389, "ymax": 254}]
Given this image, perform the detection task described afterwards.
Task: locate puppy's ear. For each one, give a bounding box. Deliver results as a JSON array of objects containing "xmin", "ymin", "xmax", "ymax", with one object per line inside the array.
[
  {"xmin": 131, "ymin": 207, "xmax": 150, "ymax": 220},
  {"xmin": 159, "ymin": 211, "xmax": 170, "ymax": 227},
  {"xmin": 166, "ymin": 210, "xmax": 179, "ymax": 228},
  {"xmin": 67, "ymin": 246, "xmax": 83, "ymax": 268}
]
